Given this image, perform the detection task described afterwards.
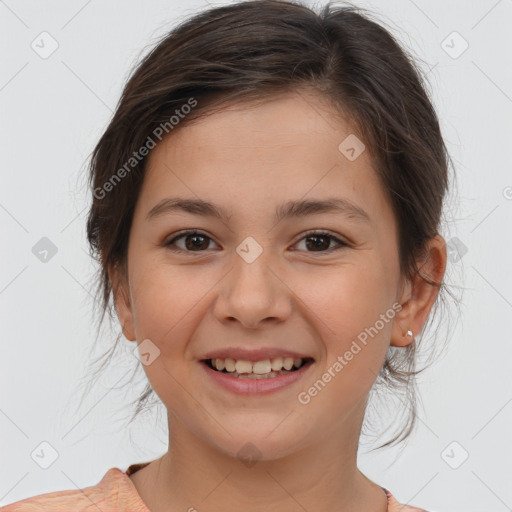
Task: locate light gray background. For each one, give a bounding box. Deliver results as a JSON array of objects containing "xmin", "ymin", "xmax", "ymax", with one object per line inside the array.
[{"xmin": 1, "ymin": 0, "xmax": 511, "ymax": 510}]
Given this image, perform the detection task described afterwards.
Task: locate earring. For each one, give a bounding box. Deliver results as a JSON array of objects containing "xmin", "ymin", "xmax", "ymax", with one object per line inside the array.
[{"xmin": 407, "ymin": 329, "xmax": 414, "ymax": 342}]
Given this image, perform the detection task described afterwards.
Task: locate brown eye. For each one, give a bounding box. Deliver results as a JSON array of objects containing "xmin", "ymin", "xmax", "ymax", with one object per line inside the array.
[
  {"xmin": 293, "ymin": 230, "xmax": 348, "ymax": 254},
  {"xmin": 165, "ymin": 231, "xmax": 218, "ymax": 252},
  {"xmin": 305, "ymin": 234, "xmax": 330, "ymax": 251}
]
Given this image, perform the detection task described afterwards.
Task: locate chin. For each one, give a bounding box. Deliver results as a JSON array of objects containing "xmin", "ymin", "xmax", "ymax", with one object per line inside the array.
[{"xmin": 208, "ymin": 428, "xmax": 310, "ymax": 464}]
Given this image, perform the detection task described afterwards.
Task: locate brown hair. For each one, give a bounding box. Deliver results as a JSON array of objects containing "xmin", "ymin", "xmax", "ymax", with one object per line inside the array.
[{"xmin": 80, "ymin": 0, "xmax": 459, "ymax": 450}]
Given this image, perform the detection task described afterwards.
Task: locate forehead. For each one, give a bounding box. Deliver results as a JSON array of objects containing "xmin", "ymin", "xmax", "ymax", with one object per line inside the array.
[{"xmin": 138, "ymin": 90, "xmax": 393, "ymax": 231}]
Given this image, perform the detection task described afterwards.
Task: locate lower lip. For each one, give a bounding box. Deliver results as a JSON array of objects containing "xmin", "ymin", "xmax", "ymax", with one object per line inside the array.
[{"xmin": 200, "ymin": 360, "xmax": 315, "ymax": 394}]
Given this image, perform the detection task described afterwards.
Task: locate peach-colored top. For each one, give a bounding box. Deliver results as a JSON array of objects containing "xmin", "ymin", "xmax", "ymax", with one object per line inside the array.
[{"xmin": 1, "ymin": 462, "xmax": 430, "ymax": 511}]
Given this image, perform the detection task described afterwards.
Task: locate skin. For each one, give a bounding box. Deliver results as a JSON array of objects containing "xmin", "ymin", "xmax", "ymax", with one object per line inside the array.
[{"xmin": 110, "ymin": 89, "xmax": 447, "ymax": 512}]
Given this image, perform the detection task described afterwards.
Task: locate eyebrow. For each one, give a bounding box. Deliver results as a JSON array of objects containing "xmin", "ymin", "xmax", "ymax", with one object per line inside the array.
[{"xmin": 146, "ymin": 197, "xmax": 371, "ymax": 224}]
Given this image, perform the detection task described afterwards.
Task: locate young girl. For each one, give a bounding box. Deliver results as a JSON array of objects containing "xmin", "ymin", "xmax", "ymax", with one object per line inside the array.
[{"xmin": 2, "ymin": 0, "xmax": 451, "ymax": 510}]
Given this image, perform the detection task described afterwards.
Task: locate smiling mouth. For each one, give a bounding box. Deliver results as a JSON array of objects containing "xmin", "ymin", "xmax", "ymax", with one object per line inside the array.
[{"xmin": 202, "ymin": 357, "xmax": 314, "ymax": 379}]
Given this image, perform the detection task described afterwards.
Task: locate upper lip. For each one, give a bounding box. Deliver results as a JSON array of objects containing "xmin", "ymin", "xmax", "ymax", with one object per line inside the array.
[{"xmin": 200, "ymin": 347, "xmax": 314, "ymax": 363}]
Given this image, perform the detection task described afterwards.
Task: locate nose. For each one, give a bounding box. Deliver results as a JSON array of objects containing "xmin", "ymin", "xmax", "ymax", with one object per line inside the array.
[{"xmin": 212, "ymin": 250, "xmax": 293, "ymax": 330}]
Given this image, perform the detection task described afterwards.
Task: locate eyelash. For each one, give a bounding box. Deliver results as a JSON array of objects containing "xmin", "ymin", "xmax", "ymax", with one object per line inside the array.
[{"xmin": 164, "ymin": 229, "xmax": 348, "ymax": 255}]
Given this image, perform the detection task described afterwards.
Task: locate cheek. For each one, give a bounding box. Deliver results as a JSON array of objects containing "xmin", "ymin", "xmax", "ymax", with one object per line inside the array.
[
  {"xmin": 297, "ymin": 267, "xmax": 393, "ymax": 416},
  {"xmin": 129, "ymin": 261, "xmax": 200, "ymax": 346},
  {"xmin": 128, "ymin": 264, "xmax": 204, "ymax": 405},
  {"xmin": 300, "ymin": 259, "xmax": 394, "ymax": 331},
  {"xmin": 298, "ymin": 258, "xmax": 395, "ymax": 374}
]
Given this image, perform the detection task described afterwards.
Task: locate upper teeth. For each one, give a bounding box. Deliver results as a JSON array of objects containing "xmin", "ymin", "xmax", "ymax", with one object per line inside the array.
[{"xmin": 211, "ymin": 357, "xmax": 304, "ymax": 374}]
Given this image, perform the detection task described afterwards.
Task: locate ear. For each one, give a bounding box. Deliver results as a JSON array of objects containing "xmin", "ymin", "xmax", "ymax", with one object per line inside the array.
[
  {"xmin": 391, "ymin": 234, "xmax": 447, "ymax": 347},
  {"xmin": 108, "ymin": 263, "xmax": 136, "ymax": 342}
]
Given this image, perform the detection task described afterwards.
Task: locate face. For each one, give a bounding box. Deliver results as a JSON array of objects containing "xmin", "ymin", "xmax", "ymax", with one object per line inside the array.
[{"xmin": 111, "ymin": 90, "xmax": 439, "ymax": 461}]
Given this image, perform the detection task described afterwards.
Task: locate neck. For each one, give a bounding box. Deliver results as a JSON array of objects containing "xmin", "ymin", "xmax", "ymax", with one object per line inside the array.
[{"xmin": 129, "ymin": 409, "xmax": 388, "ymax": 512}]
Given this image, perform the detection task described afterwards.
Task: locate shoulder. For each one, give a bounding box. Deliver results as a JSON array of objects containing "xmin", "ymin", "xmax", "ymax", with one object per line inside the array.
[
  {"xmin": 0, "ymin": 467, "xmax": 144, "ymax": 512},
  {"xmin": 1, "ymin": 487, "xmax": 99, "ymax": 512},
  {"xmin": 384, "ymin": 488, "xmax": 433, "ymax": 512}
]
